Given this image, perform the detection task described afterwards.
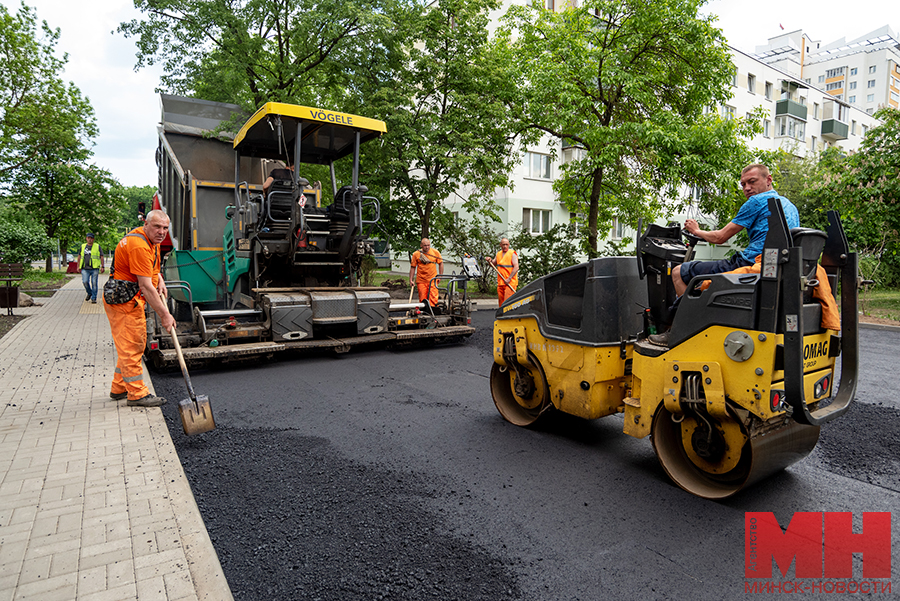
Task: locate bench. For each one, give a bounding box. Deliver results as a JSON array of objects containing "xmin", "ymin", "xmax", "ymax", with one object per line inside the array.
[{"xmin": 0, "ymin": 262, "xmax": 24, "ymax": 315}]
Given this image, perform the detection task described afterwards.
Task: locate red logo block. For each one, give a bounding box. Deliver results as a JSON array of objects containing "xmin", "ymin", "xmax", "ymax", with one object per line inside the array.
[{"xmin": 746, "ymin": 512, "xmax": 891, "ymax": 579}]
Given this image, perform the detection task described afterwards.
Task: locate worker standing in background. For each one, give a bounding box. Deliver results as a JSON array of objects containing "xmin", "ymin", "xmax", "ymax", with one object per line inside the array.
[
  {"xmin": 486, "ymin": 238, "xmax": 518, "ymax": 305},
  {"xmin": 78, "ymin": 233, "xmax": 104, "ymax": 304},
  {"xmin": 409, "ymin": 238, "xmax": 443, "ymax": 307}
]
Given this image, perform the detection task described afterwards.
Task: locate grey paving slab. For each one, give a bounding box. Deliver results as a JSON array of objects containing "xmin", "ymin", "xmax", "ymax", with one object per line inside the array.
[{"xmin": 0, "ymin": 276, "xmax": 232, "ymax": 601}]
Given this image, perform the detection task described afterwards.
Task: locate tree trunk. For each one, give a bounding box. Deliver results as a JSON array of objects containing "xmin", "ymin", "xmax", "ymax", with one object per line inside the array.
[{"xmin": 587, "ymin": 167, "xmax": 603, "ymax": 258}]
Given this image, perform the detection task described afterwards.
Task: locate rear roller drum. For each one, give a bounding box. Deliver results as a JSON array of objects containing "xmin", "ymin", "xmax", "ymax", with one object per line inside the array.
[
  {"xmin": 651, "ymin": 406, "xmax": 821, "ymax": 500},
  {"xmin": 490, "ymin": 353, "xmax": 552, "ymax": 427}
]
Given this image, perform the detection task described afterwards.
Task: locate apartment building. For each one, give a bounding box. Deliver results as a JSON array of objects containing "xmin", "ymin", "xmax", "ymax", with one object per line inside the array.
[
  {"xmin": 752, "ymin": 26, "xmax": 900, "ymax": 115},
  {"xmin": 396, "ymin": 17, "xmax": 887, "ymax": 272}
]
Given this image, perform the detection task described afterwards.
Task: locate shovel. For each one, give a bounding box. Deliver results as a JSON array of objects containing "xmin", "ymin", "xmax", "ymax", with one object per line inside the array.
[{"xmin": 169, "ymin": 325, "xmax": 216, "ymax": 435}]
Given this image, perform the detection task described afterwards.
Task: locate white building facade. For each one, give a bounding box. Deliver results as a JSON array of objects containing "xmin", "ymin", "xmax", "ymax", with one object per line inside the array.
[
  {"xmin": 399, "ymin": 18, "xmax": 888, "ymax": 272},
  {"xmin": 751, "ymin": 26, "xmax": 900, "ymax": 117}
]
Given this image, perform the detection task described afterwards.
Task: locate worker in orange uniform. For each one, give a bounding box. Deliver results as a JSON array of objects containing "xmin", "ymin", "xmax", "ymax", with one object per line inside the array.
[
  {"xmin": 104, "ymin": 210, "xmax": 175, "ymax": 407},
  {"xmin": 409, "ymin": 238, "xmax": 444, "ymax": 307},
  {"xmin": 486, "ymin": 238, "xmax": 519, "ymax": 305}
]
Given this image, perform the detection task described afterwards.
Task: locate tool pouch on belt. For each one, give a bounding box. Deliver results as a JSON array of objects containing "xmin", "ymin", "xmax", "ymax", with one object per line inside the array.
[{"xmin": 103, "ymin": 279, "xmax": 140, "ymax": 304}]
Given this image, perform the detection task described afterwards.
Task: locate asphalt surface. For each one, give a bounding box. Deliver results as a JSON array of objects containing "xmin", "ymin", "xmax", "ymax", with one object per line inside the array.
[{"xmin": 153, "ymin": 311, "xmax": 900, "ymax": 600}]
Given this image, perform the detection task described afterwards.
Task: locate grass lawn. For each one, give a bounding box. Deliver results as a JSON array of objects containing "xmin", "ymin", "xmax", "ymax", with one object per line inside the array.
[
  {"xmin": 367, "ymin": 269, "xmax": 498, "ymax": 299},
  {"xmin": 859, "ymin": 287, "xmax": 900, "ymax": 321}
]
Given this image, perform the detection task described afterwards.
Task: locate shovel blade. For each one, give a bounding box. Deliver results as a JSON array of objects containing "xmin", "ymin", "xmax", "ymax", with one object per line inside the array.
[{"xmin": 178, "ymin": 395, "xmax": 216, "ymax": 436}]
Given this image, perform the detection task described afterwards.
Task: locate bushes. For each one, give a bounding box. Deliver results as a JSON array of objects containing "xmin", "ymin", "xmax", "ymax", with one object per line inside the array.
[{"xmin": 0, "ymin": 207, "xmax": 53, "ymax": 264}]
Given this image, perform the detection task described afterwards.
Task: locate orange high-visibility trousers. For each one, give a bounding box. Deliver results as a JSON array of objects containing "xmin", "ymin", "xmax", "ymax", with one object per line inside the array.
[
  {"xmin": 497, "ymin": 283, "xmax": 516, "ymax": 305},
  {"xmin": 104, "ymin": 297, "xmax": 150, "ymax": 401},
  {"xmin": 417, "ymin": 279, "xmax": 439, "ymax": 306}
]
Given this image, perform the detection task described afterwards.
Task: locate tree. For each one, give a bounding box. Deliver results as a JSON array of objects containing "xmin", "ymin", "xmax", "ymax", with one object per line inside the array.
[
  {"xmin": 509, "ymin": 223, "xmax": 581, "ymax": 285},
  {"xmin": 0, "ymin": 202, "xmax": 53, "ymax": 264},
  {"xmin": 118, "ymin": 0, "xmax": 397, "ymax": 110},
  {"xmin": 359, "ymin": 0, "xmax": 527, "ymax": 253},
  {"xmin": 10, "ymin": 159, "xmax": 125, "ymax": 271},
  {"xmin": 808, "ymin": 108, "xmax": 900, "ymax": 286},
  {"xmin": 501, "ymin": 0, "xmax": 759, "ymax": 257},
  {"xmin": 0, "ymin": 2, "xmax": 86, "ymax": 181}
]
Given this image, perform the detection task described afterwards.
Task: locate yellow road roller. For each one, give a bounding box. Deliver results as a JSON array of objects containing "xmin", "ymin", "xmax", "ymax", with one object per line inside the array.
[{"xmin": 490, "ymin": 201, "xmax": 857, "ymax": 499}]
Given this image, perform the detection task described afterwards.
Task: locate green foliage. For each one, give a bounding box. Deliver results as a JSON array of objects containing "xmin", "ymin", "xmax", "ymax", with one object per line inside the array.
[
  {"xmin": 118, "ymin": 0, "xmax": 397, "ymax": 110},
  {"xmin": 0, "ymin": 2, "xmax": 80, "ymax": 182},
  {"xmin": 444, "ymin": 217, "xmax": 503, "ymax": 293},
  {"xmin": 807, "ymin": 108, "xmax": 900, "ymax": 286},
  {"xmin": 359, "ymin": 254, "xmax": 379, "ymax": 286},
  {"xmin": 120, "ymin": 185, "xmax": 157, "ymax": 231},
  {"xmin": 501, "ymin": 0, "xmax": 757, "ymax": 256},
  {"xmin": 359, "ymin": 0, "xmax": 524, "ymax": 251},
  {"xmin": 0, "ymin": 204, "xmax": 53, "ymax": 264},
  {"xmin": 509, "ymin": 223, "xmax": 580, "ymax": 285}
]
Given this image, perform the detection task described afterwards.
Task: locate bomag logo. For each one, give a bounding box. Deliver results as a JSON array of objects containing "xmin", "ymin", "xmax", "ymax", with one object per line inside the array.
[
  {"xmin": 803, "ymin": 340, "xmax": 828, "ymax": 360},
  {"xmin": 502, "ymin": 293, "xmax": 537, "ymax": 314}
]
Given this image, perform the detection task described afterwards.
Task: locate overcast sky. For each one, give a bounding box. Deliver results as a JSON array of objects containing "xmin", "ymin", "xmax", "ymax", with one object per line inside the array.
[{"xmin": 2, "ymin": 0, "xmax": 895, "ymax": 189}]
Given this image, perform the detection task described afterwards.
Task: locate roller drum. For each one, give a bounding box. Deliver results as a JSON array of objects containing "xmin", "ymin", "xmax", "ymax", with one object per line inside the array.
[{"xmin": 651, "ymin": 407, "xmax": 820, "ymax": 500}]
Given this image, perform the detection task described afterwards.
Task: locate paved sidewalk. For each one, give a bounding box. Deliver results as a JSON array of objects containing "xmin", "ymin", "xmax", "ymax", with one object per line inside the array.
[{"xmin": 0, "ymin": 276, "xmax": 232, "ymax": 601}]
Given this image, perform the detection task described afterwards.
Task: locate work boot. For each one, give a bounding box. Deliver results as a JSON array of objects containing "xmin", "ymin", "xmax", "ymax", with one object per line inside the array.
[
  {"xmin": 128, "ymin": 395, "xmax": 167, "ymax": 407},
  {"xmin": 648, "ymin": 331, "xmax": 670, "ymax": 346},
  {"xmin": 110, "ymin": 391, "xmax": 128, "ymax": 401}
]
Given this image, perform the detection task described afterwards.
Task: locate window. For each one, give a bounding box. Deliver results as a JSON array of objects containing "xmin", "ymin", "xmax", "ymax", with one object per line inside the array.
[
  {"xmin": 569, "ymin": 212, "xmax": 583, "ymax": 236},
  {"xmin": 825, "ymin": 67, "xmax": 845, "ymax": 78},
  {"xmin": 867, "ymin": 79, "xmax": 876, "ymax": 88},
  {"xmin": 867, "ymin": 94, "xmax": 875, "ymax": 102},
  {"xmin": 523, "ymin": 208, "xmax": 552, "ymax": 234},
  {"xmin": 826, "ymin": 82, "xmax": 842, "ymax": 91},
  {"xmin": 813, "ymin": 103, "xmax": 819, "ymax": 119},
  {"xmin": 545, "ymin": 266, "xmax": 586, "ymax": 329},
  {"xmin": 849, "ymin": 95, "xmax": 856, "ymax": 103},
  {"xmin": 849, "ymin": 81, "xmax": 857, "ymax": 90},
  {"xmin": 721, "ymin": 105, "xmax": 735, "ymax": 120},
  {"xmin": 892, "ymin": 91, "xmax": 900, "ymax": 103},
  {"xmin": 748, "ymin": 74, "xmax": 756, "ymax": 93},
  {"xmin": 818, "ymin": 75, "xmax": 825, "ymax": 83},
  {"xmin": 775, "ymin": 115, "xmax": 805, "ymax": 140},
  {"xmin": 763, "ymin": 119, "xmax": 771, "ymax": 137},
  {"xmin": 867, "ymin": 108, "xmax": 874, "ymax": 114},
  {"xmin": 850, "ymin": 67, "xmax": 858, "ymax": 76},
  {"xmin": 869, "ymin": 65, "xmax": 876, "ymax": 74},
  {"xmin": 610, "ymin": 217, "xmax": 627, "ymax": 240},
  {"xmin": 862, "ymin": 125, "xmax": 868, "ymax": 136},
  {"xmin": 893, "ymin": 77, "xmax": 900, "ymax": 89},
  {"xmin": 525, "ymin": 152, "xmax": 551, "ymax": 179},
  {"xmin": 765, "ymin": 81, "xmax": 773, "ymax": 100},
  {"xmin": 732, "ymin": 72, "xmax": 738, "ymax": 87},
  {"xmin": 851, "ymin": 120, "xmax": 857, "ymax": 135},
  {"xmin": 810, "ymin": 136, "xmax": 817, "ymax": 151}
]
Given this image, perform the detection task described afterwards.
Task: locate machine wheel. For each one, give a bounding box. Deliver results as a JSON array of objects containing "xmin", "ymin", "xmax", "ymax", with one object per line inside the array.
[
  {"xmin": 651, "ymin": 406, "xmax": 820, "ymax": 500},
  {"xmin": 490, "ymin": 353, "xmax": 552, "ymax": 427}
]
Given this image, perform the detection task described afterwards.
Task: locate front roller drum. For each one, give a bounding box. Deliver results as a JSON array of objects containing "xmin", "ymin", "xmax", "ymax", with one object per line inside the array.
[
  {"xmin": 490, "ymin": 353, "xmax": 552, "ymax": 427},
  {"xmin": 651, "ymin": 407, "xmax": 820, "ymax": 500}
]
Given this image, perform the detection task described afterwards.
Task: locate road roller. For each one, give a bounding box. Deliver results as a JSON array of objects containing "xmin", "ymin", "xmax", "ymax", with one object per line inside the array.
[{"xmin": 490, "ymin": 200, "xmax": 858, "ymax": 499}]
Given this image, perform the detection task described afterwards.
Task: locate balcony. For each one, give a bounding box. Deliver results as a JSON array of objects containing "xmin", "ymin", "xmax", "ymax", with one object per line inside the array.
[
  {"xmin": 821, "ymin": 119, "xmax": 849, "ymax": 141},
  {"xmin": 775, "ymin": 99, "xmax": 808, "ymax": 121}
]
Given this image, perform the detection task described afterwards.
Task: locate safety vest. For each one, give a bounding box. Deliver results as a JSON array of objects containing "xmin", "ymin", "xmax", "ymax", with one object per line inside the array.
[
  {"xmin": 79, "ymin": 243, "xmax": 102, "ymax": 269},
  {"xmin": 494, "ymin": 249, "xmax": 518, "ymax": 289}
]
